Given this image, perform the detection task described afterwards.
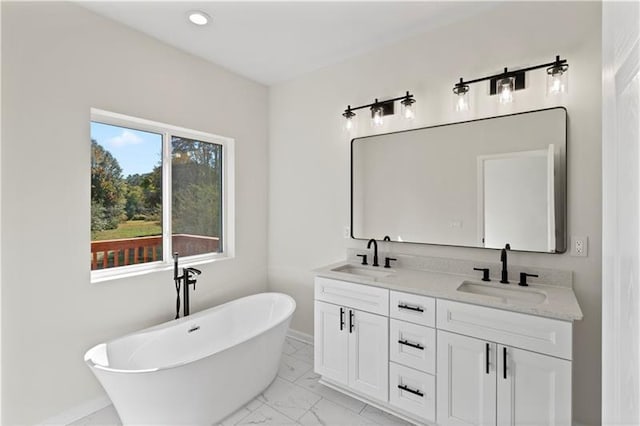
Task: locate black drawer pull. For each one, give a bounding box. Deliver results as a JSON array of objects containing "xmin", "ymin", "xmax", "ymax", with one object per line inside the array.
[
  {"xmin": 339, "ymin": 307, "xmax": 345, "ymax": 331},
  {"xmin": 349, "ymin": 310, "xmax": 354, "ymax": 333},
  {"xmin": 398, "ymin": 339, "xmax": 424, "ymax": 350},
  {"xmin": 397, "ymin": 303, "xmax": 424, "ymax": 313},
  {"xmin": 398, "ymin": 384, "xmax": 424, "ymax": 397}
]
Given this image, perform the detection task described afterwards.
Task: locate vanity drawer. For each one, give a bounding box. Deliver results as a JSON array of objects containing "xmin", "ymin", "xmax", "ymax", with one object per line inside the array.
[
  {"xmin": 390, "ymin": 319, "xmax": 436, "ymax": 374},
  {"xmin": 437, "ymin": 299, "xmax": 573, "ymax": 360},
  {"xmin": 389, "ymin": 291, "xmax": 435, "ymax": 327},
  {"xmin": 314, "ymin": 277, "xmax": 389, "ymax": 315},
  {"xmin": 389, "ymin": 362, "xmax": 435, "ymax": 423}
]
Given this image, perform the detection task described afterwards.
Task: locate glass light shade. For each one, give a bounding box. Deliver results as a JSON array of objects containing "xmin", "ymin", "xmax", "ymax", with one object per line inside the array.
[
  {"xmin": 453, "ymin": 84, "xmax": 470, "ymax": 112},
  {"xmin": 344, "ymin": 116, "xmax": 354, "ymax": 131},
  {"xmin": 497, "ymin": 76, "xmax": 515, "ymax": 104},
  {"xmin": 401, "ymin": 101, "xmax": 415, "ymax": 120},
  {"xmin": 371, "ymin": 106, "xmax": 384, "ymax": 127},
  {"xmin": 547, "ymin": 67, "xmax": 568, "ymax": 95},
  {"xmin": 344, "ymin": 115, "xmax": 358, "ymax": 134},
  {"xmin": 455, "ymin": 92, "xmax": 470, "ymax": 112},
  {"xmin": 452, "ymin": 80, "xmax": 470, "ymax": 113},
  {"xmin": 343, "ymin": 108, "xmax": 356, "ymax": 133}
]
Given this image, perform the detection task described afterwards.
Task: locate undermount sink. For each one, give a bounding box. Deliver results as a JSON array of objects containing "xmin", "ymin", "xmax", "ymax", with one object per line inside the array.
[
  {"xmin": 331, "ymin": 264, "xmax": 392, "ymax": 278},
  {"xmin": 457, "ymin": 281, "xmax": 547, "ymax": 305}
]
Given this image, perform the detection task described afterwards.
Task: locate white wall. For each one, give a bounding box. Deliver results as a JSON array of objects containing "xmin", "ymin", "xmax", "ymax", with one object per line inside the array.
[
  {"xmin": 268, "ymin": 2, "xmax": 602, "ymax": 425},
  {"xmin": 1, "ymin": 3, "xmax": 268, "ymax": 424},
  {"xmin": 602, "ymin": 1, "xmax": 640, "ymax": 424}
]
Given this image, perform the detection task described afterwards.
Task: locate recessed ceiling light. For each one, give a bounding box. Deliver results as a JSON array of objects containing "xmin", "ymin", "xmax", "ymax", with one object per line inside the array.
[{"xmin": 187, "ymin": 11, "xmax": 210, "ymax": 26}]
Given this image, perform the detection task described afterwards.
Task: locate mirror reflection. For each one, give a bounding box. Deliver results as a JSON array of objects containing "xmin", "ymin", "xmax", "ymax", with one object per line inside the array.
[{"xmin": 351, "ymin": 108, "xmax": 566, "ymax": 253}]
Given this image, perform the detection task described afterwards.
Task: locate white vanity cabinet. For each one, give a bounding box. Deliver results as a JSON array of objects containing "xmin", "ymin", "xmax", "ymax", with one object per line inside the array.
[
  {"xmin": 314, "ymin": 278, "xmax": 389, "ymax": 401},
  {"xmin": 314, "ymin": 276, "xmax": 575, "ymax": 426},
  {"xmin": 437, "ymin": 300, "xmax": 573, "ymax": 426}
]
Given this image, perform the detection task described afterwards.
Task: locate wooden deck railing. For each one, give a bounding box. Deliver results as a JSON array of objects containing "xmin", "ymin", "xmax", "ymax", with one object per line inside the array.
[
  {"xmin": 91, "ymin": 236, "xmax": 162, "ymax": 270},
  {"xmin": 91, "ymin": 234, "xmax": 220, "ymax": 270}
]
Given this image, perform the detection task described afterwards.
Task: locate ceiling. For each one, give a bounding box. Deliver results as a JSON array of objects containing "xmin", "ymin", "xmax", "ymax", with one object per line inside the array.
[{"xmin": 80, "ymin": 1, "xmax": 496, "ymax": 85}]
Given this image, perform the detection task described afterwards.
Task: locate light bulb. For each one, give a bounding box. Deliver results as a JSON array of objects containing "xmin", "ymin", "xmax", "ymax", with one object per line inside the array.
[
  {"xmin": 371, "ymin": 105, "xmax": 384, "ymax": 127},
  {"xmin": 402, "ymin": 103, "xmax": 415, "ymax": 120},
  {"xmin": 345, "ymin": 116, "xmax": 354, "ymax": 131},
  {"xmin": 498, "ymin": 77, "xmax": 514, "ymax": 104},
  {"xmin": 546, "ymin": 62, "xmax": 568, "ymax": 96},
  {"xmin": 342, "ymin": 107, "xmax": 356, "ymax": 133},
  {"xmin": 453, "ymin": 81, "xmax": 470, "ymax": 112},
  {"xmin": 400, "ymin": 92, "xmax": 416, "ymax": 121},
  {"xmin": 456, "ymin": 95, "xmax": 469, "ymax": 111}
]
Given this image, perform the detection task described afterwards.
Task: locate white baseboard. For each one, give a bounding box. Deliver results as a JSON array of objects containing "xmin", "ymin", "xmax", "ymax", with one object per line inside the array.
[
  {"xmin": 287, "ymin": 328, "xmax": 313, "ymax": 345},
  {"xmin": 38, "ymin": 395, "xmax": 111, "ymax": 426}
]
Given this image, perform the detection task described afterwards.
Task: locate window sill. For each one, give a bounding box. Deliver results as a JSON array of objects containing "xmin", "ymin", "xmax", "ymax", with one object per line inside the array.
[{"xmin": 90, "ymin": 253, "xmax": 233, "ymax": 284}]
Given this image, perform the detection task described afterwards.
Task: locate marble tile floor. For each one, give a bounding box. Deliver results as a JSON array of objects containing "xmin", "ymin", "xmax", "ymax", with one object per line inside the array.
[{"xmin": 70, "ymin": 337, "xmax": 412, "ymax": 426}]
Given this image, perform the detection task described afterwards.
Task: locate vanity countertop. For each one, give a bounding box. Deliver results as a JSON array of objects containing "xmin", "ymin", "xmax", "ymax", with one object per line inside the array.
[{"xmin": 315, "ymin": 261, "xmax": 583, "ymax": 321}]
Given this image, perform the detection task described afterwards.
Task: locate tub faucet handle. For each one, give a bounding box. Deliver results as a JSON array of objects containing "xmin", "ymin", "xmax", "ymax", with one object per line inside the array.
[
  {"xmin": 186, "ymin": 267, "xmax": 202, "ymax": 275},
  {"xmin": 184, "ymin": 267, "xmax": 201, "ymax": 290}
]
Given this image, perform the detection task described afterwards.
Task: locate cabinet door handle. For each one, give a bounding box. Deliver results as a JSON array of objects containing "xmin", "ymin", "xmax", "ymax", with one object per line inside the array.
[
  {"xmin": 397, "ymin": 303, "xmax": 424, "ymax": 313},
  {"xmin": 398, "ymin": 384, "xmax": 424, "ymax": 397},
  {"xmin": 398, "ymin": 339, "xmax": 424, "ymax": 350},
  {"xmin": 503, "ymin": 347, "xmax": 507, "ymax": 379},
  {"xmin": 339, "ymin": 307, "xmax": 345, "ymax": 331},
  {"xmin": 486, "ymin": 343, "xmax": 490, "ymax": 374},
  {"xmin": 349, "ymin": 310, "xmax": 354, "ymax": 333}
]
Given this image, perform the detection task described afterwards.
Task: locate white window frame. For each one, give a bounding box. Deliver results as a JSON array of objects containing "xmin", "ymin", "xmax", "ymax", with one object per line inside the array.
[{"xmin": 90, "ymin": 108, "xmax": 235, "ymax": 283}]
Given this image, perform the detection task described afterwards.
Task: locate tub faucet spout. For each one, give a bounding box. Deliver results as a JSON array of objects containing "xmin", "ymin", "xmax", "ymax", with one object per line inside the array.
[
  {"xmin": 173, "ymin": 252, "xmax": 203, "ymax": 318},
  {"xmin": 182, "ymin": 267, "xmax": 201, "ymax": 317}
]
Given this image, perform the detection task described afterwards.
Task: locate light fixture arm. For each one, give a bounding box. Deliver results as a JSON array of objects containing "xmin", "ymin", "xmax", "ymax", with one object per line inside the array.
[
  {"xmin": 343, "ymin": 92, "xmax": 415, "ymax": 115},
  {"xmin": 457, "ymin": 56, "xmax": 568, "ymax": 87}
]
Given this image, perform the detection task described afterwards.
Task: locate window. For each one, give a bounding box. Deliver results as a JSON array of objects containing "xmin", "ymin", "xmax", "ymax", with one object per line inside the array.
[{"xmin": 90, "ymin": 109, "xmax": 234, "ymax": 282}]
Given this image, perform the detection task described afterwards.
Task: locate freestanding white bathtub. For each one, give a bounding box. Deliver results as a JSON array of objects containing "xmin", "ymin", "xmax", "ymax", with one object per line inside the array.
[{"xmin": 84, "ymin": 292, "xmax": 296, "ymax": 425}]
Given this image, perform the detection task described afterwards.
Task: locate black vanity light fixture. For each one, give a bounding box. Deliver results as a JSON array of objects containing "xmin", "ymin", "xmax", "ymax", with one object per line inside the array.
[
  {"xmin": 342, "ymin": 91, "xmax": 416, "ymax": 131},
  {"xmin": 452, "ymin": 55, "xmax": 569, "ymax": 111}
]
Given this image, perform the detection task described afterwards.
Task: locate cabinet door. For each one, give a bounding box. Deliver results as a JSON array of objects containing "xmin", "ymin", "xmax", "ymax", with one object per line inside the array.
[
  {"xmin": 314, "ymin": 301, "xmax": 349, "ymax": 385},
  {"xmin": 437, "ymin": 331, "xmax": 497, "ymax": 426},
  {"xmin": 348, "ymin": 308, "xmax": 389, "ymax": 401},
  {"xmin": 497, "ymin": 346, "xmax": 571, "ymax": 426}
]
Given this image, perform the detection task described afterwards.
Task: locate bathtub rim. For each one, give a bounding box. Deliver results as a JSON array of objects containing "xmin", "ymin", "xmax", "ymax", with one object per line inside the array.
[{"xmin": 84, "ymin": 292, "xmax": 296, "ymax": 374}]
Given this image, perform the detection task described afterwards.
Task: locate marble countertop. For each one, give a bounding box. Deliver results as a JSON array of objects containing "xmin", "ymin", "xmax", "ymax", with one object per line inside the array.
[{"xmin": 315, "ymin": 261, "xmax": 583, "ymax": 321}]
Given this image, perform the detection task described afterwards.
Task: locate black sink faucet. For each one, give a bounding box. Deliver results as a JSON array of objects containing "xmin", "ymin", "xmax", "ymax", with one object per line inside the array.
[
  {"xmin": 500, "ymin": 243, "xmax": 511, "ymax": 284},
  {"xmin": 367, "ymin": 239, "xmax": 379, "ymax": 267}
]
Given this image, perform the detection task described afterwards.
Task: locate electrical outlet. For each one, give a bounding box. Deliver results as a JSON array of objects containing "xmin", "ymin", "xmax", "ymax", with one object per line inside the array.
[
  {"xmin": 571, "ymin": 236, "xmax": 588, "ymax": 257},
  {"xmin": 344, "ymin": 226, "xmax": 351, "ymax": 239}
]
